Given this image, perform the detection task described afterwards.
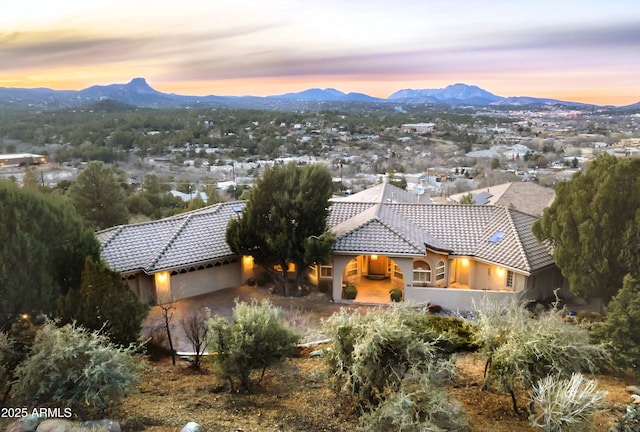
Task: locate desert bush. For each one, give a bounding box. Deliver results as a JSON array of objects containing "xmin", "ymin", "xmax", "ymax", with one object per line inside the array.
[
  {"xmin": 592, "ymin": 274, "xmax": 640, "ymax": 378},
  {"xmin": 324, "ymin": 304, "xmax": 461, "ymax": 430},
  {"xmin": 360, "ymin": 370, "xmax": 469, "ymax": 432},
  {"xmin": 207, "ymin": 299, "xmax": 299, "ymax": 391},
  {"xmin": 473, "ymin": 297, "xmax": 610, "ymax": 414},
  {"xmin": 11, "ymin": 320, "xmax": 144, "ymax": 417},
  {"xmin": 0, "ymin": 331, "xmax": 12, "ymax": 398},
  {"xmin": 529, "ymin": 373, "xmax": 607, "ymax": 432},
  {"xmin": 342, "ymin": 282, "xmax": 357, "ymax": 300},
  {"xmin": 389, "ymin": 288, "xmax": 403, "ymax": 302}
]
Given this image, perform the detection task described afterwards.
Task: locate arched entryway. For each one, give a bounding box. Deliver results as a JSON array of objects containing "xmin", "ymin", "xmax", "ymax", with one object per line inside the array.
[{"xmin": 339, "ymin": 255, "xmax": 405, "ymax": 303}]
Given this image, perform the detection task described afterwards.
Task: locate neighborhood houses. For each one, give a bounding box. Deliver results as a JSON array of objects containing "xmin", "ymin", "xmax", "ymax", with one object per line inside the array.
[{"xmin": 99, "ymin": 182, "xmax": 563, "ymax": 311}]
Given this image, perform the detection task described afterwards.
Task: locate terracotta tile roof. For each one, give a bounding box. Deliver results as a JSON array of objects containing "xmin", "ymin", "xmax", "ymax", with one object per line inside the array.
[
  {"xmin": 98, "ymin": 202, "xmax": 244, "ymax": 274},
  {"xmin": 332, "ymin": 204, "xmax": 449, "ymax": 255},
  {"xmin": 330, "ymin": 201, "xmax": 553, "ymax": 274},
  {"xmin": 98, "ymin": 184, "xmax": 553, "ymax": 276}
]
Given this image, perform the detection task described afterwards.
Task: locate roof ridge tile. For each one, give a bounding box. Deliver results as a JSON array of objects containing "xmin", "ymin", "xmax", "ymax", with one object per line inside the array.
[{"xmin": 146, "ymin": 213, "xmax": 195, "ymax": 271}]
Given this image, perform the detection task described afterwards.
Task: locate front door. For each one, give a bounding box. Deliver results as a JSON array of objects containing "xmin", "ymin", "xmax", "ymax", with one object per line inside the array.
[{"xmin": 369, "ymin": 256, "xmax": 387, "ymax": 276}]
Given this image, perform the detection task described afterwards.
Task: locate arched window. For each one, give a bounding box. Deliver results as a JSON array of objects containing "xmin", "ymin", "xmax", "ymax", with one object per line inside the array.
[
  {"xmin": 435, "ymin": 260, "xmax": 446, "ymax": 281},
  {"xmin": 413, "ymin": 260, "xmax": 431, "ymax": 286}
]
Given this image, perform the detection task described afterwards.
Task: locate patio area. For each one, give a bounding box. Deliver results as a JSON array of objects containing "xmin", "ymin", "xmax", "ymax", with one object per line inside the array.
[{"xmin": 345, "ymin": 277, "xmax": 396, "ymax": 304}]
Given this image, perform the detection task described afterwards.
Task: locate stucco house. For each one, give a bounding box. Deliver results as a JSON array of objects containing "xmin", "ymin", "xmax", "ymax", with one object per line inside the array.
[
  {"xmin": 98, "ymin": 183, "xmax": 563, "ymax": 311},
  {"xmin": 97, "ymin": 202, "xmax": 250, "ymax": 304}
]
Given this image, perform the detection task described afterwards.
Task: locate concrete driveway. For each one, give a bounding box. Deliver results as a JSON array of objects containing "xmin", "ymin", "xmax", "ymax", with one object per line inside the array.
[{"xmin": 141, "ymin": 284, "xmax": 351, "ymax": 353}]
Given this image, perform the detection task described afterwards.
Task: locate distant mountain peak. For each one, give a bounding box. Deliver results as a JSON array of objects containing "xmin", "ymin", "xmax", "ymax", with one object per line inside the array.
[
  {"xmin": 0, "ymin": 79, "xmax": 614, "ymax": 109},
  {"xmin": 388, "ymin": 83, "xmax": 502, "ymax": 105},
  {"xmin": 125, "ymin": 77, "xmax": 157, "ymax": 93}
]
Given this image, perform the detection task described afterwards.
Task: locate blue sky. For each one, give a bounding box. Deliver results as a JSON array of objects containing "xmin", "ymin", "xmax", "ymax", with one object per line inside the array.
[{"xmin": 1, "ymin": 0, "xmax": 638, "ymax": 104}]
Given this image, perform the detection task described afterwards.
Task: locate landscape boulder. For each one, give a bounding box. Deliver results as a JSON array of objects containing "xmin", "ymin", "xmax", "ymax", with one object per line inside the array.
[
  {"xmin": 180, "ymin": 422, "xmax": 201, "ymax": 432},
  {"xmin": 5, "ymin": 414, "xmax": 40, "ymax": 432},
  {"xmin": 31, "ymin": 419, "xmax": 120, "ymax": 432}
]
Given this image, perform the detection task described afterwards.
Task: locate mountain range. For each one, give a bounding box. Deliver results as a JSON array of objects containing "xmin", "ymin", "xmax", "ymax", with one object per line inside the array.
[{"xmin": 1, "ymin": 78, "xmax": 638, "ymax": 110}]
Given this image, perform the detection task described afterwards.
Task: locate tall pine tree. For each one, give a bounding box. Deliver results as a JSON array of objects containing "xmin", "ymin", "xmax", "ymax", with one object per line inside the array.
[
  {"xmin": 58, "ymin": 258, "xmax": 149, "ymax": 346},
  {"xmin": 226, "ymin": 163, "xmax": 335, "ymax": 296},
  {"xmin": 533, "ymin": 154, "xmax": 640, "ymax": 302},
  {"xmin": 0, "ymin": 180, "xmax": 99, "ymax": 327}
]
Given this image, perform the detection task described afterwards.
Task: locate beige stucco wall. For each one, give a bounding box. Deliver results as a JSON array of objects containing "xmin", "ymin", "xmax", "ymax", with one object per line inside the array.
[
  {"xmin": 411, "ymin": 287, "xmax": 518, "ymax": 311},
  {"xmin": 125, "ymin": 274, "xmax": 155, "ymax": 304},
  {"xmin": 470, "ymin": 261, "xmax": 526, "ymax": 292},
  {"xmin": 170, "ymin": 263, "xmax": 242, "ymax": 300}
]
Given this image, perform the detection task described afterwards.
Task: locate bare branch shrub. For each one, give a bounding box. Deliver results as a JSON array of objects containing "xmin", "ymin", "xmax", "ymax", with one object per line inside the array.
[
  {"xmin": 530, "ymin": 373, "xmax": 607, "ymax": 432},
  {"xmin": 160, "ymin": 303, "xmax": 177, "ymax": 365},
  {"xmin": 181, "ymin": 307, "xmax": 210, "ymax": 370}
]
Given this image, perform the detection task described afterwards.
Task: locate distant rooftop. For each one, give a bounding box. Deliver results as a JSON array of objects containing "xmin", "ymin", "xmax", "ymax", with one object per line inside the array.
[{"xmin": 448, "ymin": 182, "xmax": 555, "ymax": 216}]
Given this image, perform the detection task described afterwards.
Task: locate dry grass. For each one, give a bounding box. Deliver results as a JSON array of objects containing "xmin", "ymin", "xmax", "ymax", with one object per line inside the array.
[
  {"xmin": 0, "ymin": 345, "xmax": 631, "ymax": 432},
  {"xmin": 105, "ymin": 350, "xmax": 630, "ymax": 432}
]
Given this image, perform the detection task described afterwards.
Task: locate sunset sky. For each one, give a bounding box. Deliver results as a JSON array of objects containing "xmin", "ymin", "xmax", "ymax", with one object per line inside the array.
[{"xmin": 1, "ymin": 0, "xmax": 638, "ymax": 105}]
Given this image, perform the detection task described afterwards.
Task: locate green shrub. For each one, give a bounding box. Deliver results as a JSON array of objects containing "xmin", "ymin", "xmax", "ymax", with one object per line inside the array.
[
  {"xmin": 0, "ymin": 331, "xmax": 12, "ymax": 396},
  {"xmin": 254, "ymin": 272, "xmax": 271, "ymax": 287},
  {"xmin": 342, "ymin": 282, "xmax": 357, "ymax": 300},
  {"xmin": 407, "ymin": 314, "xmax": 478, "ymax": 353},
  {"xmin": 12, "ymin": 321, "xmax": 144, "ymax": 416},
  {"xmin": 529, "ymin": 373, "xmax": 607, "ymax": 432},
  {"xmin": 592, "ymin": 274, "xmax": 640, "ymax": 378},
  {"xmin": 318, "ymin": 279, "xmax": 331, "ymax": 293},
  {"xmin": 389, "ymin": 288, "xmax": 403, "ymax": 302},
  {"xmin": 207, "ymin": 299, "xmax": 299, "ymax": 391}
]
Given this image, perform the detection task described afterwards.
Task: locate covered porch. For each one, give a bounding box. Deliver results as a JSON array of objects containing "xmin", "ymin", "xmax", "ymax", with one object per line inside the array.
[{"xmin": 341, "ymin": 277, "xmax": 519, "ymax": 309}]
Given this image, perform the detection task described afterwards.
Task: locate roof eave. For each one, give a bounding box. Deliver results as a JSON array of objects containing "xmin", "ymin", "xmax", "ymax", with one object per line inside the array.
[
  {"xmin": 147, "ymin": 254, "xmax": 241, "ymax": 274},
  {"xmin": 332, "ymin": 249, "xmax": 424, "ymax": 258},
  {"xmin": 472, "ymin": 256, "xmax": 531, "ymax": 276}
]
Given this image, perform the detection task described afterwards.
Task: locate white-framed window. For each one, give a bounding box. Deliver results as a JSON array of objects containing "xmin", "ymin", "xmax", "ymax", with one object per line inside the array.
[
  {"xmin": 346, "ymin": 259, "xmax": 358, "ymax": 277},
  {"xmin": 320, "ymin": 265, "xmax": 333, "ymax": 278},
  {"xmin": 413, "ymin": 260, "xmax": 431, "ymax": 286},
  {"xmin": 506, "ymin": 270, "xmax": 514, "ymax": 288},
  {"xmin": 393, "ymin": 264, "xmax": 403, "ymax": 279},
  {"xmin": 435, "ymin": 260, "xmax": 446, "ymax": 281}
]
